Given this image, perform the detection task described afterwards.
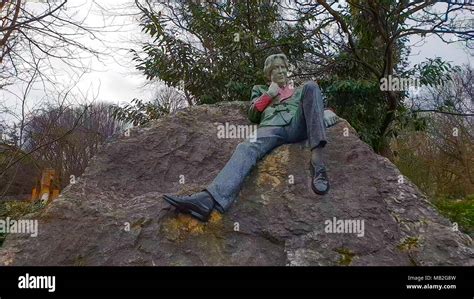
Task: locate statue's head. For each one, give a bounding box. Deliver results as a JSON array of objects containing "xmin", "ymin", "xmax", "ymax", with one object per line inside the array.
[{"xmin": 263, "ymin": 53, "xmax": 289, "ymax": 87}]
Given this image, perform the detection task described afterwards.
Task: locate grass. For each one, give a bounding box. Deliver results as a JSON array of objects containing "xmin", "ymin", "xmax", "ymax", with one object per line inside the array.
[{"xmin": 432, "ymin": 195, "xmax": 474, "ymax": 236}]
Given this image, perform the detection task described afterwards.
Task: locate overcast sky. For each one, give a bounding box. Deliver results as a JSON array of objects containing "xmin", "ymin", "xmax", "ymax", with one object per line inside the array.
[{"xmin": 1, "ymin": 0, "xmax": 472, "ymax": 126}]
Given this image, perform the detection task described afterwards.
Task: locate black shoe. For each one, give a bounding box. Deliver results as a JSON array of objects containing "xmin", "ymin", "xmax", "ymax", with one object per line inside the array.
[
  {"xmin": 310, "ymin": 161, "xmax": 330, "ymax": 195},
  {"xmin": 162, "ymin": 191, "xmax": 215, "ymax": 222}
]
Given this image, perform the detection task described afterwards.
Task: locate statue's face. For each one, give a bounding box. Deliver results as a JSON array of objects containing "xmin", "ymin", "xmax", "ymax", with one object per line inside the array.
[{"xmin": 270, "ymin": 58, "xmax": 288, "ymax": 87}]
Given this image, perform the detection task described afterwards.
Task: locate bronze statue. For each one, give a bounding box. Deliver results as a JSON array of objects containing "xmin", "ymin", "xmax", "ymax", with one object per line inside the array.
[{"xmin": 163, "ymin": 53, "xmax": 339, "ymax": 221}]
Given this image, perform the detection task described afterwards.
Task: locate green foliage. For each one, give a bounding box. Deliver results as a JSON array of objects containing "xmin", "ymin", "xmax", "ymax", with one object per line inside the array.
[
  {"xmin": 319, "ymin": 1, "xmax": 461, "ymax": 154},
  {"xmin": 133, "ymin": 0, "xmax": 463, "ymax": 158},
  {"xmin": 433, "ymin": 195, "xmax": 474, "ymax": 236},
  {"xmin": 320, "ymin": 78, "xmax": 387, "ymax": 149},
  {"xmin": 321, "ymin": 55, "xmax": 457, "ymax": 152},
  {"xmin": 389, "ymin": 106, "xmax": 428, "ymax": 139},
  {"xmin": 133, "ymin": 1, "xmax": 310, "ymax": 104},
  {"xmin": 111, "ymin": 98, "xmax": 163, "ymax": 126},
  {"xmin": 316, "ymin": 0, "xmax": 402, "ymax": 151},
  {"xmin": 405, "ymin": 57, "xmax": 462, "ymax": 87}
]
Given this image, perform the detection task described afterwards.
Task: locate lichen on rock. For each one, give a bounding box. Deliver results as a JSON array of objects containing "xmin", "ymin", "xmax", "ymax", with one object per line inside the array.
[{"xmin": 0, "ymin": 102, "xmax": 472, "ymax": 266}]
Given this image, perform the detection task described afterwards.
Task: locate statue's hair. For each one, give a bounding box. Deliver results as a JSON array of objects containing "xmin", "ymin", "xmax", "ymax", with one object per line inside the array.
[{"xmin": 263, "ymin": 53, "xmax": 289, "ymax": 81}]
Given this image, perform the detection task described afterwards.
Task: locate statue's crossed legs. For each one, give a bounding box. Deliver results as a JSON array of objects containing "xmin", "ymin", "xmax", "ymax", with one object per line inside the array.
[
  {"xmin": 207, "ymin": 81, "xmax": 328, "ymax": 213},
  {"xmin": 163, "ymin": 81, "xmax": 329, "ymax": 221}
]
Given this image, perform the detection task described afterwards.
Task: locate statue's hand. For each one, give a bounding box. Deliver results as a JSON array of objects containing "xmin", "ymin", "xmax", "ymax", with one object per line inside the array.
[
  {"xmin": 266, "ymin": 82, "xmax": 279, "ymax": 98},
  {"xmin": 323, "ymin": 109, "xmax": 339, "ymax": 128}
]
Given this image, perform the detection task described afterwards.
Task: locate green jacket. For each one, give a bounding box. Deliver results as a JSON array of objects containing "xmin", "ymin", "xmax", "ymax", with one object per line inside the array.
[{"xmin": 248, "ymin": 84, "xmax": 304, "ymax": 127}]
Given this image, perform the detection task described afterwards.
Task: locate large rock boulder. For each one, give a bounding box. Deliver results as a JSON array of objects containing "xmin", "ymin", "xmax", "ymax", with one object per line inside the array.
[{"xmin": 0, "ymin": 102, "xmax": 472, "ymax": 266}]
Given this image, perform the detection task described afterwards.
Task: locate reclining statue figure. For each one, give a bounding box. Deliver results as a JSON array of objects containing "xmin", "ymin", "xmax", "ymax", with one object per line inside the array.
[{"xmin": 163, "ymin": 53, "xmax": 339, "ymax": 222}]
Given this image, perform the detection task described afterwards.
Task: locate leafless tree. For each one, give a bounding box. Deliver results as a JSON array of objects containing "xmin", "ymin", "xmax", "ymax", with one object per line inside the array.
[
  {"xmin": 151, "ymin": 84, "xmax": 188, "ymax": 114},
  {"xmin": 21, "ymin": 101, "xmax": 122, "ymax": 190},
  {"xmin": 0, "ymin": 0, "xmax": 107, "ymax": 87},
  {"xmin": 0, "ymin": 0, "xmax": 120, "ymax": 198}
]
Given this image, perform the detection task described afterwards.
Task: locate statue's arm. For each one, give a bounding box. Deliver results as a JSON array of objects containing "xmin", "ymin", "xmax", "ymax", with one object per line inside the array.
[{"xmin": 248, "ymin": 85, "xmax": 272, "ymax": 124}]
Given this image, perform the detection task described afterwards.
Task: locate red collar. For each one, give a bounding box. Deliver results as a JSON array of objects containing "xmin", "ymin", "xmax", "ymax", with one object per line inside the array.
[{"xmin": 278, "ymin": 85, "xmax": 294, "ymax": 102}]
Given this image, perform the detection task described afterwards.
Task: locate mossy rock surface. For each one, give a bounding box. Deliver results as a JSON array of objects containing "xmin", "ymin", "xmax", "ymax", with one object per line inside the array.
[{"xmin": 0, "ymin": 102, "xmax": 472, "ymax": 266}]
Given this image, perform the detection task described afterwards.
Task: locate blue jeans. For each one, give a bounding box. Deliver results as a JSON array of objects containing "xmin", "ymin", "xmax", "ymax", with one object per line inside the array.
[{"xmin": 206, "ymin": 81, "xmax": 327, "ymax": 212}]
